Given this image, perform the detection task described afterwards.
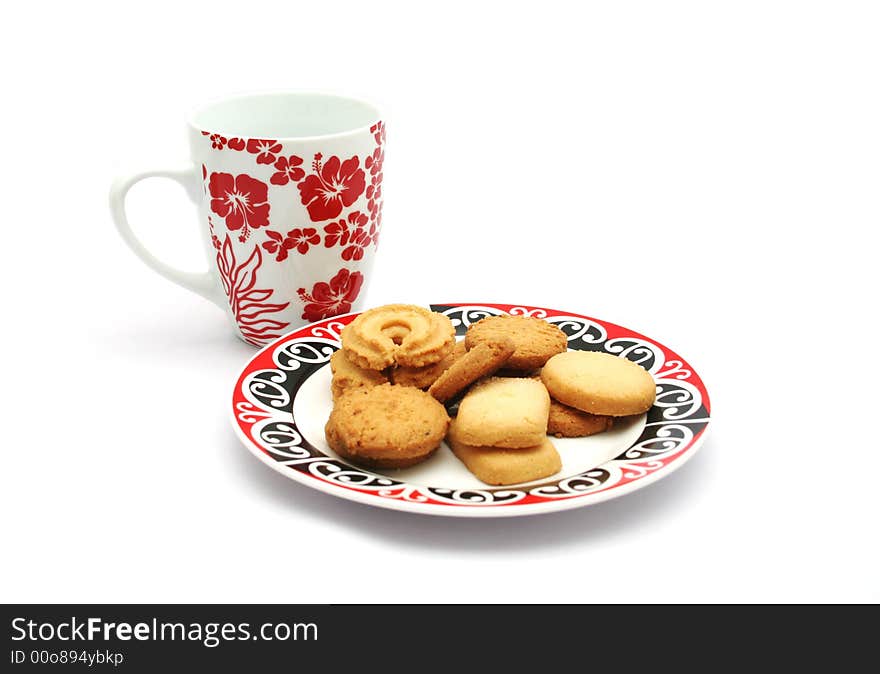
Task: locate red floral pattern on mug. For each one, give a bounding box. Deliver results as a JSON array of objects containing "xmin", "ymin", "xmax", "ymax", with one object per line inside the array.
[
  {"xmin": 297, "ymin": 268, "xmax": 364, "ymax": 322},
  {"xmin": 227, "ymin": 137, "xmax": 246, "ymax": 151},
  {"xmin": 213, "ymin": 231, "xmax": 290, "ymax": 346},
  {"xmin": 208, "ymin": 217, "xmax": 222, "ymax": 250},
  {"xmin": 210, "ymin": 134, "xmax": 227, "ymax": 150},
  {"xmin": 261, "ymin": 230, "xmax": 292, "ymax": 261},
  {"xmin": 246, "ymin": 139, "xmax": 282, "ymax": 165},
  {"xmin": 368, "ymin": 209, "xmax": 381, "ymax": 248},
  {"xmin": 366, "ymin": 146, "xmax": 383, "ymax": 177},
  {"xmin": 366, "ymin": 179, "xmax": 382, "ymax": 222},
  {"xmin": 342, "ymin": 228, "xmax": 371, "ymax": 261},
  {"xmin": 366, "ymin": 124, "xmax": 385, "ymax": 241},
  {"xmin": 208, "ymin": 172, "xmax": 270, "ymax": 242},
  {"xmin": 297, "ymin": 154, "xmax": 366, "ymax": 222},
  {"xmin": 270, "ymin": 155, "xmax": 305, "ymax": 185},
  {"xmin": 261, "ymin": 228, "xmax": 320, "ymax": 261},
  {"xmin": 323, "ymin": 210, "xmax": 368, "ymax": 249}
]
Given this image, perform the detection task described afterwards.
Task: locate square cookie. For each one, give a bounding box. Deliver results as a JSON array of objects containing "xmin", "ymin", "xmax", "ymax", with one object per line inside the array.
[
  {"xmin": 453, "ymin": 376, "xmax": 550, "ymax": 448},
  {"xmin": 447, "ymin": 418, "xmax": 561, "ymax": 485}
]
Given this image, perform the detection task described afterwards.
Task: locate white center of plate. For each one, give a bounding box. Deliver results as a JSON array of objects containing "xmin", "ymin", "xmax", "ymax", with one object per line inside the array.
[{"xmin": 293, "ymin": 362, "xmax": 646, "ymax": 490}]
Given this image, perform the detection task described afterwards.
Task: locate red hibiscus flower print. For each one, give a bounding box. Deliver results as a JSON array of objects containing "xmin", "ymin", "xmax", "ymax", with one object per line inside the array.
[
  {"xmin": 261, "ymin": 230, "xmax": 292, "ymax": 261},
  {"xmin": 369, "ymin": 202, "xmax": 383, "ymax": 248},
  {"xmin": 208, "ymin": 172, "xmax": 271, "ymax": 242},
  {"xmin": 227, "ymin": 137, "xmax": 245, "ymax": 151},
  {"xmin": 323, "ymin": 210, "xmax": 368, "ymax": 248},
  {"xmin": 342, "ymin": 227, "xmax": 371, "ymax": 261},
  {"xmin": 322, "ymin": 219, "xmax": 349, "ymax": 248},
  {"xmin": 287, "ymin": 227, "xmax": 320, "ymax": 255},
  {"xmin": 365, "ymin": 145, "xmax": 384, "ymax": 225},
  {"xmin": 322, "ymin": 218, "xmax": 350, "ymax": 248},
  {"xmin": 366, "ymin": 146, "xmax": 384, "ymax": 178},
  {"xmin": 270, "ymin": 155, "xmax": 305, "ymax": 186},
  {"xmin": 246, "ymin": 138, "xmax": 282, "ymax": 165},
  {"xmin": 210, "ymin": 134, "xmax": 227, "ymax": 150},
  {"xmin": 297, "ymin": 154, "xmax": 366, "ymax": 222},
  {"xmin": 370, "ymin": 121, "xmax": 385, "ymax": 146},
  {"xmin": 261, "ymin": 227, "xmax": 320, "ymax": 261},
  {"xmin": 366, "ymin": 180, "xmax": 382, "ymax": 211},
  {"xmin": 367, "ymin": 179, "xmax": 382, "ymax": 222},
  {"xmin": 297, "ymin": 268, "xmax": 365, "ymax": 322}
]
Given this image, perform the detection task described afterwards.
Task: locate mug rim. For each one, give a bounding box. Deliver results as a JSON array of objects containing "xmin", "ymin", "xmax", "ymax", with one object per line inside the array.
[{"xmin": 187, "ymin": 89, "xmax": 382, "ymax": 141}]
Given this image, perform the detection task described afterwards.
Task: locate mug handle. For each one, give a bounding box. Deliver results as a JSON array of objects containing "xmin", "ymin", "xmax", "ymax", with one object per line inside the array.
[{"xmin": 109, "ymin": 163, "xmax": 226, "ymax": 309}]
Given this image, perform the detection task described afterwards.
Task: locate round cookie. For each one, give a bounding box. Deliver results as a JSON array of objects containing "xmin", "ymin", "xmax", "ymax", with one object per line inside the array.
[
  {"xmin": 341, "ymin": 304, "xmax": 455, "ymax": 370},
  {"xmin": 541, "ymin": 351, "xmax": 656, "ymax": 416},
  {"xmin": 428, "ymin": 338, "xmax": 515, "ymax": 402},
  {"xmin": 326, "ymin": 383, "xmax": 450, "ymax": 468},
  {"xmin": 547, "ymin": 399, "xmax": 613, "ymax": 438},
  {"xmin": 465, "ymin": 315, "xmax": 566, "ymax": 370},
  {"xmin": 391, "ymin": 341, "xmax": 466, "ymax": 389},
  {"xmin": 325, "ymin": 416, "xmax": 437, "ymax": 469},
  {"xmin": 330, "ymin": 349, "xmax": 388, "ymax": 400}
]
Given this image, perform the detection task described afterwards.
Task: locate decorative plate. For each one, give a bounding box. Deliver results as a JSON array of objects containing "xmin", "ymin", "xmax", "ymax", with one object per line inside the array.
[{"xmin": 231, "ymin": 303, "xmax": 711, "ymax": 517}]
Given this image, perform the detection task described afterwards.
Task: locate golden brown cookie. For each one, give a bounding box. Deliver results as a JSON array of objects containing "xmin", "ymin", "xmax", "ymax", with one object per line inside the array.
[
  {"xmin": 391, "ymin": 341, "xmax": 466, "ymax": 389},
  {"xmin": 326, "ymin": 383, "xmax": 449, "ymax": 468},
  {"xmin": 446, "ymin": 419, "xmax": 562, "ymax": 485},
  {"xmin": 547, "ymin": 398, "xmax": 613, "ymax": 438},
  {"xmin": 326, "ymin": 416, "xmax": 437, "ymax": 469},
  {"xmin": 454, "ymin": 376, "xmax": 550, "ymax": 448},
  {"xmin": 541, "ymin": 351, "xmax": 656, "ymax": 416},
  {"xmin": 330, "ymin": 349, "xmax": 388, "ymax": 399},
  {"xmin": 465, "ymin": 315, "xmax": 566, "ymax": 370},
  {"xmin": 340, "ymin": 304, "xmax": 455, "ymax": 370},
  {"xmin": 428, "ymin": 338, "xmax": 515, "ymax": 402}
]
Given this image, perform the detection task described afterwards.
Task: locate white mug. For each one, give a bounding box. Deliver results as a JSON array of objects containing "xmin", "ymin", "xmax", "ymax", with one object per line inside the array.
[{"xmin": 110, "ymin": 92, "xmax": 384, "ymax": 346}]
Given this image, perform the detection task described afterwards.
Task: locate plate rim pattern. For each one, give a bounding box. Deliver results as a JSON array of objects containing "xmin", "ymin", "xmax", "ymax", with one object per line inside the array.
[{"xmin": 230, "ymin": 302, "xmax": 711, "ymax": 517}]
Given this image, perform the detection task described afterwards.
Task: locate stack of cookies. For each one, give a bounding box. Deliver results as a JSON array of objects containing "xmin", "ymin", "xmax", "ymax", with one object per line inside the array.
[
  {"xmin": 326, "ymin": 304, "xmax": 457, "ymax": 468},
  {"xmin": 325, "ymin": 305, "xmax": 657, "ymax": 486}
]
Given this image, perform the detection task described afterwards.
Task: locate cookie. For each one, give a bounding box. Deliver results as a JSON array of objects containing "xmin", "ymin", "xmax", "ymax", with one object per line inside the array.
[
  {"xmin": 447, "ymin": 419, "xmax": 562, "ymax": 485},
  {"xmin": 330, "ymin": 349, "xmax": 388, "ymax": 399},
  {"xmin": 391, "ymin": 341, "xmax": 466, "ymax": 389},
  {"xmin": 325, "ymin": 416, "xmax": 437, "ymax": 469},
  {"xmin": 326, "ymin": 383, "xmax": 449, "ymax": 468},
  {"xmin": 454, "ymin": 376, "xmax": 550, "ymax": 448},
  {"xmin": 541, "ymin": 351, "xmax": 656, "ymax": 416},
  {"xmin": 341, "ymin": 304, "xmax": 456, "ymax": 370},
  {"xmin": 547, "ymin": 399, "xmax": 613, "ymax": 438},
  {"xmin": 465, "ymin": 315, "xmax": 566, "ymax": 370},
  {"xmin": 428, "ymin": 338, "xmax": 515, "ymax": 402}
]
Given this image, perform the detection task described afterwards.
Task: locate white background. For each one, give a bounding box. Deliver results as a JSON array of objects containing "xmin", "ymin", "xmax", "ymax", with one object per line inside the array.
[{"xmin": 2, "ymin": 1, "xmax": 878, "ymax": 603}]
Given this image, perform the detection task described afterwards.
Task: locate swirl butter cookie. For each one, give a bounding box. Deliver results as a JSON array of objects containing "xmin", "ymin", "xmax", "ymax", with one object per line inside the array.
[
  {"xmin": 326, "ymin": 384, "xmax": 449, "ymax": 468},
  {"xmin": 541, "ymin": 351, "xmax": 656, "ymax": 416},
  {"xmin": 341, "ymin": 304, "xmax": 456, "ymax": 370},
  {"xmin": 391, "ymin": 341, "xmax": 466, "ymax": 389},
  {"xmin": 465, "ymin": 315, "xmax": 566, "ymax": 370}
]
